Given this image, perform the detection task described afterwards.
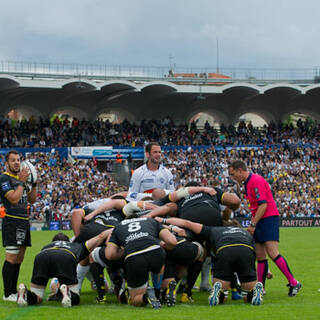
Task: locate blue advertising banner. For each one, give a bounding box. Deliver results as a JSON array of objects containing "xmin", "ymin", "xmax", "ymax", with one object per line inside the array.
[{"xmin": 49, "ymin": 221, "xmax": 60, "ymax": 230}]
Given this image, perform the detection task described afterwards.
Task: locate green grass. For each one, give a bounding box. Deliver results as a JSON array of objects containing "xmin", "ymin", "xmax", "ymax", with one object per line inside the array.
[{"xmin": 0, "ymin": 228, "xmax": 320, "ymax": 319}]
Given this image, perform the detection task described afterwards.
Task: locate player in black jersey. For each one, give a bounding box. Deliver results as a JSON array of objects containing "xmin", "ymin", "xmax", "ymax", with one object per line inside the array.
[
  {"xmin": 0, "ymin": 150, "xmax": 37, "ymax": 302},
  {"xmin": 105, "ymin": 217, "xmax": 177, "ymax": 309},
  {"xmin": 156, "ymin": 217, "xmax": 263, "ymax": 306},
  {"xmin": 74, "ymin": 204, "xmax": 126, "ymax": 292},
  {"xmin": 145, "ymin": 182, "xmax": 240, "ymax": 226},
  {"xmin": 160, "ymin": 225, "xmax": 205, "ymax": 306},
  {"xmin": 16, "ymin": 230, "xmax": 110, "ymax": 308}
]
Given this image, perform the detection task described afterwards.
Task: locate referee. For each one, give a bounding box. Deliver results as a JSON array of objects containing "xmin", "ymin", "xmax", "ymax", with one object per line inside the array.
[{"xmin": 0, "ymin": 150, "xmax": 37, "ymax": 301}]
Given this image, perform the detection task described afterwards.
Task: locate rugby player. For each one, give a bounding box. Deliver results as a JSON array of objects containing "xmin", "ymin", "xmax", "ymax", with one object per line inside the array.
[
  {"xmin": 16, "ymin": 230, "xmax": 110, "ymax": 307},
  {"xmin": 73, "ymin": 196, "xmax": 127, "ymax": 292},
  {"xmin": 0, "ymin": 150, "xmax": 37, "ymax": 302},
  {"xmin": 228, "ymin": 160, "xmax": 301, "ymax": 296},
  {"xmin": 128, "ymin": 142, "xmax": 174, "ymax": 194},
  {"xmin": 105, "ymin": 217, "xmax": 177, "ymax": 309},
  {"xmin": 156, "ymin": 217, "xmax": 263, "ymax": 306}
]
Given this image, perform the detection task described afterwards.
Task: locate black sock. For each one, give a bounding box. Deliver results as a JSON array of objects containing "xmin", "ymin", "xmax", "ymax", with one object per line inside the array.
[
  {"xmin": 246, "ymin": 290, "xmax": 253, "ymax": 303},
  {"xmin": 154, "ymin": 288, "xmax": 160, "ymax": 300},
  {"xmin": 70, "ymin": 291, "xmax": 80, "ymax": 306},
  {"xmin": 2, "ymin": 261, "xmax": 17, "ymax": 297},
  {"xmin": 142, "ymin": 293, "xmax": 148, "ymax": 304},
  {"xmin": 185, "ymin": 261, "xmax": 202, "ymax": 296},
  {"xmin": 12, "ymin": 264, "xmax": 21, "ymax": 294},
  {"xmin": 26, "ymin": 290, "xmax": 38, "ymax": 305},
  {"xmin": 90, "ymin": 263, "xmax": 106, "ymax": 299}
]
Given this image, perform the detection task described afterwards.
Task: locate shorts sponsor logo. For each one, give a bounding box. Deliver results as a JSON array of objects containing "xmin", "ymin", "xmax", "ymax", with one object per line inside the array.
[{"xmin": 16, "ymin": 228, "xmax": 26, "ymax": 245}]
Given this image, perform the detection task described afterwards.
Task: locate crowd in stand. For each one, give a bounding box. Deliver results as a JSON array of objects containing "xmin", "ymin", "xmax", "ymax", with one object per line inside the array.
[
  {"xmin": 0, "ymin": 115, "xmax": 319, "ymax": 221},
  {"xmin": 0, "ymin": 114, "xmax": 319, "ymax": 148}
]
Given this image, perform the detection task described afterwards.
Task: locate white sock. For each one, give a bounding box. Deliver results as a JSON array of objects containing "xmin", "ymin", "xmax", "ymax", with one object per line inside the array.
[
  {"xmin": 77, "ymin": 264, "xmax": 90, "ymax": 292},
  {"xmin": 200, "ymin": 256, "xmax": 211, "ymax": 287}
]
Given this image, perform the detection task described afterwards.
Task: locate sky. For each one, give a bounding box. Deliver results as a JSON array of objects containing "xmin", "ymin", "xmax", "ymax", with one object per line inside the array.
[{"xmin": 1, "ymin": 0, "xmax": 320, "ymax": 71}]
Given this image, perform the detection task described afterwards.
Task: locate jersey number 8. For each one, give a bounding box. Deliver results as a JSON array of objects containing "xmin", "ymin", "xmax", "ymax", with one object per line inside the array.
[{"xmin": 128, "ymin": 222, "xmax": 141, "ymax": 232}]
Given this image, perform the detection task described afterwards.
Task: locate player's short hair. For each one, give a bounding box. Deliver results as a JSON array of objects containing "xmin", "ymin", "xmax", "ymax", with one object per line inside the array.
[
  {"xmin": 229, "ymin": 160, "xmax": 247, "ymax": 171},
  {"xmin": 223, "ymin": 219, "xmax": 242, "ymax": 227},
  {"xmin": 52, "ymin": 232, "xmax": 70, "ymax": 242},
  {"xmin": 145, "ymin": 142, "xmax": 160, "ymax": 153},
  {"xmin": 5, "ymin": 150, "xmax": 20, "ymax": 162},
  {"xmin": 184, "ymin": 181, "xmax": 201, "ymax": 187}
]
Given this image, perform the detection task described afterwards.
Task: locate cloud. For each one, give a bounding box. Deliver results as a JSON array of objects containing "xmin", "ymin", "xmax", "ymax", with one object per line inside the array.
[{"xmin": 0, "ymin": 0, "xmax": 319, "ymax": 68}]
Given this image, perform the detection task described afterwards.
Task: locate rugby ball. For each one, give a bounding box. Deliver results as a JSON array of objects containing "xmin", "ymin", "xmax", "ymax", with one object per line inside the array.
[{"xmin": 20, "ymin": 161, "xmax": 38, "ymax": 184}]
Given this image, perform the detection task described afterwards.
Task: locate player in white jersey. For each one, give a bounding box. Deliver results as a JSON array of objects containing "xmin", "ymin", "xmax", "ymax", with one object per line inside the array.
[{"xmin": 128, "ymin": 142, "xmax": 174, "ymax": 194}]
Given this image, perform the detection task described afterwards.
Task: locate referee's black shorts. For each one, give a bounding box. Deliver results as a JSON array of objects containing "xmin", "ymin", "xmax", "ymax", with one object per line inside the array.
[{"xmin": 214, "ymin": 245, "xmax": 256, "ymax": 283}]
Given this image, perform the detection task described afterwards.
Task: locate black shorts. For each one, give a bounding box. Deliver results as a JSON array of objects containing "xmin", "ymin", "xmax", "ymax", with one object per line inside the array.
[
  {"xmin": 214, "ymin": 246, "xmax": 256, "ymax": 283},
  {"xmin": 74, "ymin": 222, "xmax": 108, "ymax": 243},
  {"xmin": 2, "ymin": 216, "xmax": 31, "ymax": 247},
  {"xmin": 31, "ymin": 249, "xmax": 78, "ymax": 286},
  {"xmin": 164, "ymin": 241, "xmax": 199, "ymax": 279},
  {"xmin": 125, "ymin": 248, "xmax": 166, "ymax": 288}
]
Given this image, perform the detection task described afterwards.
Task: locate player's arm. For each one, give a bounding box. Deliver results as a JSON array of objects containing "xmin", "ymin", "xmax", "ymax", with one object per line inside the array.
[
  {"xmin": 84, "ymin": 199, "xmax": 127, "ymax": 221},
  {"xmin": 122, "ymin": 201, "xmax": 159, "ymax": 218},
  {"xmin": 105, "ymin": 242, "xmax": 124, "ymax": 260},
  {"xmin": 85, "ymin": 229, "xmax": 112, "ymax": 252},
  {"xmin": 27, "ymin": 185, "xmax": 37, "ymax": 204},
  {"xmin": 128, "ymin": 170, "xmax": 141, "ymax": 193},
  {"xmin": 165, "ymin": 171, "xmax": 175, "ymax": 191},
  {"xmin": 5, "ymin": 168, "xmax": 29, "ymax": 205},
  {"xmin": 168, "ymin": 186, "xmax": 216, "ymax": 202},
  {"xmin": 155, "ymin": 216, "xmax": 203, "ymax": 234},
  {"xmin": 159, "ymin": 228, "xmax": 177, "ymax": 250},
  {"xmin": 145, "ymin": 203, "xmax": 177, "ymax": 218}
]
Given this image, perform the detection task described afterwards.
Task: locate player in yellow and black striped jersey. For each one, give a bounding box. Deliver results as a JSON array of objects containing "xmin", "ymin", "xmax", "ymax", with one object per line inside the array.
[{"xmin": 0, "ymin": 150, "xmax": 37, "ymax": 302}]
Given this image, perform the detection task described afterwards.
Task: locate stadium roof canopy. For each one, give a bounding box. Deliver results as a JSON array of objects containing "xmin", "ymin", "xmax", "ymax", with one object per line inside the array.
[{"xmin": 0, "ymin": 75, "xmax": 319, "ymax": 124}]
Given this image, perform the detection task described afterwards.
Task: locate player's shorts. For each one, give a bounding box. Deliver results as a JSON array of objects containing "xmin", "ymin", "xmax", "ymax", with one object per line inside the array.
[
  {"xmin": 125, "ymin": 248, "xmax": 166, "ymax": 289},
  {"xmin": 164, "ymin": 240, "xmax": 199, "ymax": 278},
  {"xmin": 214, "ymin": 245, "xmax": 256, "ymax": 283},
  {"xmin": 74, "ymin": 222, "xmax": 109, "ymax": 243},
  {"xmin": 31, "ymin": 249, "xmax": 78, "ymax": 286},
  {"xmin": 2, "ymin": 216, "xmax": 31, "ymax": 247},
  {"xmin": 254, "ymin": 215, "xmax": 279, "ymax": 243}
]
